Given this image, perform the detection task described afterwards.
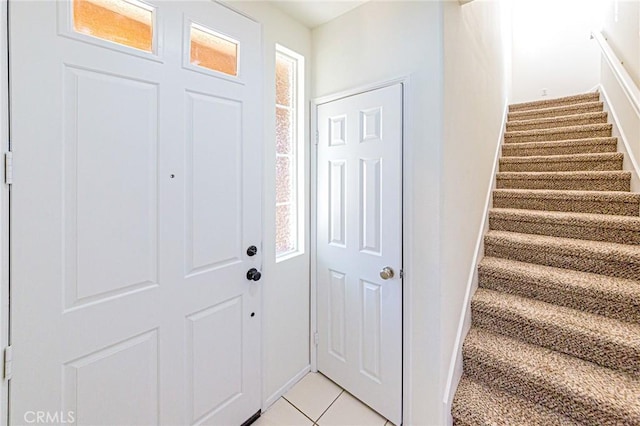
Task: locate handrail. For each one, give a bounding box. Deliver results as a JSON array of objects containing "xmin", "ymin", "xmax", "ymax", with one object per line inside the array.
[{"xmin": 592, "ymin": 30, "xmax": 640, "ymax": 118}]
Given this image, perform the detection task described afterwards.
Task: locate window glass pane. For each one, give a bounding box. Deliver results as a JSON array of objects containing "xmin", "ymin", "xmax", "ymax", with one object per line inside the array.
[
  {"xmin": 276, "ymin": 58, "xmax": 293, "ymax": 106},
  {"xmin": 190, "ymin": 24, "xmax": 238, "ymax": 76},
  {"xmin": 276, "ymin": 204, "xmax": 295, "ymax": 255},
  {"xmin": 275, "ymin": 48, "xmax": 302, "ymax": 259},
  {"xmin": 276, "ymin": 107, "xmax": 292, "ymax": 155},
  {"xmin": 73, "ymin": 0, "xmax": 153, "ymax": 52},
  {"xmin": 276, "ymin": 157, "xmax": 292, "ymax": 204}
]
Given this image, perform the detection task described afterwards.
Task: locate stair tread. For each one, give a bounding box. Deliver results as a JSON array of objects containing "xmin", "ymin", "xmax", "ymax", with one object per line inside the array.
[
  {"xmin": 489, "ymin": 207, "xmax": 640, "ymax": 230},
  {"xmin": 501, "ymin": 137, "xmax": 618, "ymax": 157},
  {"xmin": 499, "ymin": 152, "xmax": 623, "ymax": 164},
  {"xmin": 493, "ymin": 188, "xmax": 640, "ymax": 201},
  {"xmin": 472, "ymin": 288, "xmax": 640, "ymax": 372},
  {"xmin": 479, "ymin": 256, "xmax": 640, "ymax": 303},
  {"xmin": 496, "ymin": 170, "xmax": 630, "ymax": 179},
  {"xmin": 509, "ymin": 92, "xmax": 600, "ymax": 112},
  {"xmin": 507, "ymin": 111, "xmax": 607, "ymax": 130},
  {"xmin": 508, "ymin": 101, "xmax": 604, "ymax": 120},
  {"xmin": 464, "ymin": 328, "xmax": 640, "ymax": 421},
  {"xmin": 504, "ymin": 123, "xmax": 612, "ymax": 138},
  {"xmin": 452, "ymin": 376, "xmax": 581, "ymax": 426},
  {"xmin": 485, "ymin": 229, "xmax": 640, "ymax": 261},
  {"xmin": 501, "ymin": 137, "xmax": 617, "ymax": 149}
]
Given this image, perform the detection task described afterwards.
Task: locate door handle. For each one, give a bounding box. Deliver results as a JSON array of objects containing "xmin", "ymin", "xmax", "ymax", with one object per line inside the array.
[
  {"xmin": 247, "ymin": 268, "xmax": 262, "ymax": 281},
  {"xmin": 380, "ymin": 267, "xmax": 394, "ymax": 280}
]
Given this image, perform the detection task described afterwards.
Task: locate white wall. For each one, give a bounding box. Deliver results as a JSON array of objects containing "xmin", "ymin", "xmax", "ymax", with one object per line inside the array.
[
  {"xmin": 602, "ymin": 0, "xmax": 640, "ymax": 87},
  {"xmin": 312, "ymin": 2, "xmax": 444, "ymax": 423},
  {"xmin": 511, "ymin": 0, "xmax": 602, "ymax": 103},
  {"xmin": 224, "ymin": 0, "xmax": 312, "ymax": 409},
  {"xmin": 441, "ymin": 0, "xmax": 510, "ymax": 422}
]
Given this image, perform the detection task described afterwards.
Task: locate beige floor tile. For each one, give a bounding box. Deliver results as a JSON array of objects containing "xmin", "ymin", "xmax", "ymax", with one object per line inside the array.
[
  {"xmin": 283, "ymin": 372, "xmax": 343, "ymax": 421},
  {"xmin": 254, "ymin": 398, "xmax": 313, "ymax": 426},
  {"xmin": 317, "ymin": 392, "xmax": 387, "ymax": 426}
]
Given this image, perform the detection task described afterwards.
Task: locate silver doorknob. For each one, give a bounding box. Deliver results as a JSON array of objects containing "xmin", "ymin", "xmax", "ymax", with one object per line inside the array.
[{"xmin": 380, "ymin": 267, "xmax": 394, "ymax": 280}]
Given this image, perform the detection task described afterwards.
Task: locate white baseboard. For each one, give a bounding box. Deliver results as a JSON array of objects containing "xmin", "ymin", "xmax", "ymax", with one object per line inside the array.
[
  {"xmin": 598, "ymin": 84, "xmax": 640, "ymax": 192},
  {"xmin": 441, "ymin": 99, "xmax": 509, "ymax": 423},
  {"xmin": 263, "ymin": 365, "xmax": 311, "ymax": 410}
]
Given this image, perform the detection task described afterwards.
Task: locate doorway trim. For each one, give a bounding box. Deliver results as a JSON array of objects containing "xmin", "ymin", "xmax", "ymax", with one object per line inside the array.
[
  {"xmin": 0, "ymin": 1, "xmax": 10, "ymax": 425},
  {"xmin": 310, "ymin": 75, "xmax": 414, "ymax": 425}
]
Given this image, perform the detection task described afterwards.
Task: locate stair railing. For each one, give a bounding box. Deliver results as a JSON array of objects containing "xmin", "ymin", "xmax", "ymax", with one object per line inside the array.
[{"xmin": 591, "ymin": 31, "xmax": 640, "ymax": 117}]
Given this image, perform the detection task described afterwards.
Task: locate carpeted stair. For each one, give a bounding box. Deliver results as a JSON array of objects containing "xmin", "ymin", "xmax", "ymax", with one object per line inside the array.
[{"xmin": 452, "ymin": 91, "xmax": 640, "ymax": 425}]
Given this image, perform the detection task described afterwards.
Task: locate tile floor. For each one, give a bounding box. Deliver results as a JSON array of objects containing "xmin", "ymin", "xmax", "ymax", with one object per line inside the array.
[{"xmin": 254, "ymin": 372, "xmax": 394, "ymax": 426}]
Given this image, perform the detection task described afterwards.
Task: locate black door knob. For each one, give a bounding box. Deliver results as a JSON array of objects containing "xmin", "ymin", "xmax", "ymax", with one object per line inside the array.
[
  {"xmin": 246, "ymin": 268, "xmax": 261, "ymax": 281},
  {"xmin": 247, "ymin": 245, "xmax": 258, "ymax": 257}
]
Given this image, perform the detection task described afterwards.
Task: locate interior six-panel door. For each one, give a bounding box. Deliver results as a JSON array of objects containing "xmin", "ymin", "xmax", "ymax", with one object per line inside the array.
[
  {"xmin": 316, "ymin": 84, "xmax": 403, "ymax": 425},
  {"xmin": 9, "ymin": 1, "xmax": 262, "ymax": 425}
]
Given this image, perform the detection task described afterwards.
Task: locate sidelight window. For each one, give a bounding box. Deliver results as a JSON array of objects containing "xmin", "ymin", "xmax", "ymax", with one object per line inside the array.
[{"xmin": 275, "ymin": 46, "xmax": 304, "ymax": 259}]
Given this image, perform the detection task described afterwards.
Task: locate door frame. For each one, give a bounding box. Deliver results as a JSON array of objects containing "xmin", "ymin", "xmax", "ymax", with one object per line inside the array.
[
  {"xmin": 0, "ymin": 2, "xmax": 10, "ymax": 425},
  {"xmin": 310, "ymin": 75, "xmax": 413, "ymax": 425}
]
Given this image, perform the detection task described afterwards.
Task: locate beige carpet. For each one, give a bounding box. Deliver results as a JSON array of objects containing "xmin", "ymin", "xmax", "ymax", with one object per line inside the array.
[{"xmin": 452, "ymin": 91, "xmax": 640, "ymax": 425}]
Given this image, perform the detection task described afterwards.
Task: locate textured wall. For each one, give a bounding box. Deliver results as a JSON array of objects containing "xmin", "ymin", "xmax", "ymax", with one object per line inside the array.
[{"xmin": 442, "ymin": 0, "xmax": 510, "ymax": 423}]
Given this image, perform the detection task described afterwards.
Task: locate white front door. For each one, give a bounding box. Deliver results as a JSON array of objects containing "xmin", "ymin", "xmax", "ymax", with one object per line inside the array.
[
  {"xmin": 9, "ymin": 1, "xmax": 262, "ymax": 424},
  {"xmin": 316, "ymin": 84, "xmax": 403, "ymax": 425}
]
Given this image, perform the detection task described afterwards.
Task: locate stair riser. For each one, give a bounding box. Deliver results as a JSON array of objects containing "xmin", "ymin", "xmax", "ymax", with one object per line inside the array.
[
  {"xmin": 489, "ymin": 217, "xmax": 640, "ymax": 245},
  {"xmin": 471, "ymin": 304, "xmax": 640, "ymax": 375},
  {"xmin": 484, "ymin": 240, "xmax": 640, "ymax": 280},
  {"xmin": 477, "ymin": 269, "xmax": 640, "ymax": 325},
  {"xmin": 508, "ymin": 103, "xmax": 604, "ymax": 121},
  {"xmin": 506, "ymin": 115, "xmax": 608, "ymax": 132},
  {"xmin": 502, "ymin": 142, "xmax": 617, "ymax": 157},
  {"xmin": 505, "ymin": 128, "xmax": 612, "ymax": 144},
  {"xmin": 492, "ymin": 194, "xmax": 640, "ymax": 216},
  {"xmin": 509, "ymin": 94, "xmax": 600, "ymax": 112},
  {"xmin": 462, "ymin": 350, "xmax": 634, "ymax": 425},
  {"xmin": 499, "ymin": 158, "xmax": 622, "ymax": 172},
  {"xmin": 495, "ymin": 177, "xmax": 630, "ymax": 191}
]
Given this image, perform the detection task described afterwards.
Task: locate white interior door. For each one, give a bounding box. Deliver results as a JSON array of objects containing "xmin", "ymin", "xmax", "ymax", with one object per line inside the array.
[
  {"xmin": 316, "ymin": 84, "xmax": 403, "ymax": 425},
  {"xmin": 9, "ymin": 1, "xmax": 262, "ymax": 424}
]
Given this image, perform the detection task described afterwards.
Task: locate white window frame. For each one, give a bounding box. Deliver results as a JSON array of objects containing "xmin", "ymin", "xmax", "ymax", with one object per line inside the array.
[{"xmin": 275, "ymin": 44, "xmax": 305, "ymax": 261}]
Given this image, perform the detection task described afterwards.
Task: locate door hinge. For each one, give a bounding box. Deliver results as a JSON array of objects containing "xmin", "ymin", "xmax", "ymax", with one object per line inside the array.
[
  {"xmin": 314, "ymin": 332, "xmax": 319, "ymax": 346},
  {"xmin": 4, "ymin": 345, "xmax": 12, "ymax": 380},
  {"xmin": 315, "ymin": 130, "xmax": 319, "ymax": 145},
  {"xmin": 399, "ymin": 269, "xmax": 404, "ymax": 279},
  {"xmin": 4, "ymin": 151, "xmax": 12, "ymax": 185}
]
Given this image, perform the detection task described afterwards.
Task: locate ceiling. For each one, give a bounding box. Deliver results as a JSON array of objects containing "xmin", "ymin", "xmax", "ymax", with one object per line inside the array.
[{"xmin": 268, "ymin": 1, "xmax": 369, "ymax": 29}]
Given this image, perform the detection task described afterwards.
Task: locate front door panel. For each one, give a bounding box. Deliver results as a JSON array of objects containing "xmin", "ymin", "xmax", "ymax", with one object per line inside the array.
[{"xmin": 9, "ymin": 1, "xmax": 262, "ymax": 424}]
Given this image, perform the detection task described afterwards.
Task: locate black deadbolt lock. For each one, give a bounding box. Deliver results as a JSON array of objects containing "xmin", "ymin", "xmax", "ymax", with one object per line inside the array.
[
  {"xmin": 246, "ymin": 268, "xmax": 261, "ymax": 281},
  {"xmin": 247, "ymin": 245, "xmax": 258, "ymax": 257}
]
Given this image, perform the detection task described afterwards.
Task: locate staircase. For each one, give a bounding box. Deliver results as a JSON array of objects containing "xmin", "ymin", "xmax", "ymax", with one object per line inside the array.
[{"xmin": 451, "ymin": 92, "xmax": 640, "ymax": 425}]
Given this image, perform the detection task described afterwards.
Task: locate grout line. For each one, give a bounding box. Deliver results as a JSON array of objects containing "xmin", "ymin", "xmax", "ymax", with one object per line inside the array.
[
  {"xmin": 281, "ymin": 397, "xmax": 316, "ymax": 424},
  {"xmin": 314, "ymin": 390, "xmax": 344, "ymax": 424}
]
